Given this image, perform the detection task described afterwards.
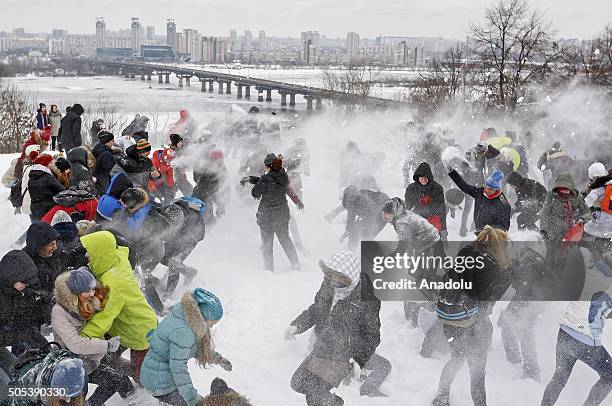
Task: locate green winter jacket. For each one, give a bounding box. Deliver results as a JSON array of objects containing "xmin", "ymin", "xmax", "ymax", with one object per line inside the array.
[
  {"xmin": 539, "ymin": 173, "xmax": 591, "ymax": 241},
  {"xmin": 79, "ymin": 231, "xmax": 157, "ymax": 350}
]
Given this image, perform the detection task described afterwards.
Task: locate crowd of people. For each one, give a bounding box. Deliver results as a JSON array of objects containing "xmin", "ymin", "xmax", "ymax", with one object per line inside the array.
[{"xmin": 0, "ymin": 101, "xmax": 610, "ymax": 406}]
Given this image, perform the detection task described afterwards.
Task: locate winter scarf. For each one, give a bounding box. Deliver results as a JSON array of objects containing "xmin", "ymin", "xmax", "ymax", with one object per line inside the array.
[
  {"xmin": 484, "ymin": 189, "xmax": 502, "ymax": 200},
  {"xmin": 556, "ymin": 188, "xmax": 575, "ymax": 231}
]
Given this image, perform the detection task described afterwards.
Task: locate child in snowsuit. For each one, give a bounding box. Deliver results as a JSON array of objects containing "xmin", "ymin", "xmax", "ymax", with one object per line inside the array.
[{"xmin": 141, "ymin": 289, "xmax": 232, "ymax": 406}]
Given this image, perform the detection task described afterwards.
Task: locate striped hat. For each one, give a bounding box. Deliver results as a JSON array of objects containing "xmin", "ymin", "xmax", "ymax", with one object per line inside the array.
[{"xmin": 136, "ymin": 139, "xmax": 151, "ymax": 154}]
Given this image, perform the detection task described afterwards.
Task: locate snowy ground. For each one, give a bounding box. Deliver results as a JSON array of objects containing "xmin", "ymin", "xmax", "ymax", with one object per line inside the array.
[{"xmin": 3, "ymin": 77, "xmax": 610, "ymax": 405}]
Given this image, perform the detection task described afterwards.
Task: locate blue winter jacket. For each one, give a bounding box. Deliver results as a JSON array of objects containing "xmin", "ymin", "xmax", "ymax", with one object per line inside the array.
[{"xmin": 140, "ymin": 301, "xmax": 201, "ymax": 406}]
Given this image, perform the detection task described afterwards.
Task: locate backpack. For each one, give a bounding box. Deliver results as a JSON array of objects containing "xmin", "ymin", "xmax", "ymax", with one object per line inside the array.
[
  {"xmin": 601, "ymin": 184, "xmax": 612, "ymax": 214},
  {"xmin": 53, "ymin": 189, "xmax": 95, "ymax": 207},
  {"xmin": 436, "ymin": 272, "xmax": 479, "ymax": 328},
  {"xmin": 9, "ymin": 178, "xmax": 27, "ymax": 208},
  {"xmin": 7, "ymin": 343, "xmax": 78, "ymax": 406}
]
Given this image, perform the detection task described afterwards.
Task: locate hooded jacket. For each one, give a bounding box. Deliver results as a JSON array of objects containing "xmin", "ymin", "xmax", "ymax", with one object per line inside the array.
[
  {"xmin": 405, "ymin": 162, "xmax": 447, "ymax": 231},
  {"xmin": 141, "ymin": 293, "xmax": 221, "ymax": 406},
  {"xmin": 449, "ymin": 169, "xmax": 511, "ymax": 232},
  {"xmin": 584, "ymin": 177, "xmax": 612, "ymax": 239},
  {"xmin": 0, "ymin": 250, "xmax": 47, "ymax": 347},
  {"xmin": 539, "ymin": 173, "xmax": 591, "ymax": 241},
  {"xmin": 342, "ymin": 187, "xmax": 389, "ymax": 237},
  {"xmin": 79, "ymin": 231, "xmax": 158, "ymax": 350},
  {"xmin": 27, "ymin": 164, "xmax": 66, "ymax": 220},
  {"xmin": 67, "ymin": 147, "xmax": 96, "ymax": 194},
  {"xmin": 25, "ymin": 221, "xmax": 63, "ymax": 294},
  {"xmin": 92, "ymin": 142, "xmax": 116, "ymax": 195},
  {"xmin": 251, "ymin": 169, "xmax": 291, "ymax": 225},
  {"xmin": 386, "ymin": 199, "xmax": 441, "ymax": 254},
  {"xmin": 59, "ymin": 103, "xmax": 84, "ymax": 151},
  {"xmin": 111, "ymin": 144, "xmax": 153, "ymax": 190},
  {"xmin": 290, "ymin": 252, "xmax": 381, "ymax": 369},
  {"xmin": 51, "ymin": 272, "xmax": 109, "ymax": 373},
  {"xmin": 506, "ymin": 172, "xmax": 547, "ymax": 214},
  {"xmin": 96, "ymin": 172, "xmax": 133, "ymax": 221}
]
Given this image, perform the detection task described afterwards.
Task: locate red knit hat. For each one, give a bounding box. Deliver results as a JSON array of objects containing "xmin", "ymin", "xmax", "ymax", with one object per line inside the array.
[{"xmin": 33, "ymin": 153, "xmax": 54, "ymax": 167}]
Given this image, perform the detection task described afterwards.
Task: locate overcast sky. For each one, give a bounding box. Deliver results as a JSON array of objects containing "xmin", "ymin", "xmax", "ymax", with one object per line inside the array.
[{"xmin": 1, "ymin": 0, "xmax": 610, "ymax": 40}]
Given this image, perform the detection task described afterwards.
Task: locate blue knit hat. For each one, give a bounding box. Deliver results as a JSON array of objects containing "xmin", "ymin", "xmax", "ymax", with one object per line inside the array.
[
  {"xmin": 50, "ymin": 358, "xmax": 85, "ymax": 397},
  {"xmin": 67, "ymin": 267, "xmax": 97, "ymax": 294},
  {"xmin": 485, "ymin": 169, "xmax": 504, "ymax": 190},
  {"xmin": 193, "ymin": 288, "xmax": 223, "ymax": 321}
]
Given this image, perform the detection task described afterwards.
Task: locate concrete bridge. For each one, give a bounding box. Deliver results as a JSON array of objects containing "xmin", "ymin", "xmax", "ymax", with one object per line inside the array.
[{"xmin": 67, "ymin": 59, "xmax": 399, "ymax": 111}]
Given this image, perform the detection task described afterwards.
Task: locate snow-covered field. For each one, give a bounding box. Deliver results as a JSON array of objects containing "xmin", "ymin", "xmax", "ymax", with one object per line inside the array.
[{"xmin": 3, "ymin": 77, "xmax": 610, "ymax": 405}]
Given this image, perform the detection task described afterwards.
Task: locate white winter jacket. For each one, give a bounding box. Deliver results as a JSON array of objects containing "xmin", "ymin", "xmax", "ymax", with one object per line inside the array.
[{"xmin": 584, "ymin": 180, "xmax": 612, "ymax": 239}]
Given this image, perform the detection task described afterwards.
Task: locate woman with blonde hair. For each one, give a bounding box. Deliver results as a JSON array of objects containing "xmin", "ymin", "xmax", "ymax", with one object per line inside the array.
[
  {"xmin": 432, "ymin": 226, "xmax": 512, "ymax": 406},
  {"xmin": 140, "ymin": 288, "xmax": 233, "ymax": 406},
  {"xmin": 51, "ymin": 267, "xmax": 135, "ymax": 406}
]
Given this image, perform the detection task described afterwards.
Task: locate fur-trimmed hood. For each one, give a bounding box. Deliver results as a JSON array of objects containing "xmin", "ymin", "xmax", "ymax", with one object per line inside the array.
[
  {"xmin": 53, "ymin": 272, "xmax": 100, "ymax": 318},
  {"xmin": 200, "ymin": 392, "xmax": 252, "ymax": 406},
  {"xmin": 180, "ymin": 292, "xmax": 214, "ymax": 366}
]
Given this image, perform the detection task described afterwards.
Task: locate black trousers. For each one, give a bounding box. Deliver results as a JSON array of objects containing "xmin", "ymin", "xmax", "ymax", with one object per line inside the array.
[
  {"xmin": 291, "ymin": 355, "xmax": 337, "ymax": 406},
  {"xmin": 155, "ymin": 389, "xmax": 189, "ymax": 406},
  {"xmin": 259, "ymin": 219, "xmax": 299, "ymax": 271},
  {"xmin": 540, "ymin": 329, "xmax": 612, "ymax": 406},
  {"xmin": 86, "ymin": 360, "xmax": 134, "ymax": 406}
]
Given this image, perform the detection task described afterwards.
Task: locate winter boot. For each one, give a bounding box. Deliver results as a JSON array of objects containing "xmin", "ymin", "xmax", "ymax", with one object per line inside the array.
[
  {"xmin": 431, "ymin": 393, "xmax": 450, "ymax": 406},
  {"xmin": 459, "ymin": 228, "xmax": 467, "ymax": 237},
  {"xmin": 329, "ymin": 395, "xmax": 344, "ymax": 406}
]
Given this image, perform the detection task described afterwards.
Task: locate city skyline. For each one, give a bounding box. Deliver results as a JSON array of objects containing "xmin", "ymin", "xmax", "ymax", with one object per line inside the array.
[{"xmin": 1, "ymin": 0, "xmax": 610, "ymax": 40}]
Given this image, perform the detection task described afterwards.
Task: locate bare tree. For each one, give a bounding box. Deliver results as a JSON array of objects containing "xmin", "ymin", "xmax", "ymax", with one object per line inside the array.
[
  {"xmin": 0, "ymin": 79, "xmax": 35, "ymax": 153},
  {"xmin": 408, "ymin": 43, "xmax": 476, "ymax": 115},
  {"xmin": 80, "ymin": 94, "xmax": 129, "ymax": 146},
  {"xmin": 469, "ymin": 0, "xmax": 565, "ymax": 109},
  {"xmin": 561, "ymin": 26, "xmax": 612, "ymax": 87},
  {"xmin": 321, "ymin": 61, "xmax": 379, "ymax": 106}
]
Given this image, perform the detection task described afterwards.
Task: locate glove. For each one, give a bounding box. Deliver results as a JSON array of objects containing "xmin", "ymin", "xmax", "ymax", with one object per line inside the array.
[
  {"xmin": 107, "ymin": 336, "xmax": 121, "ymax": 353},
  {"xmin": 239, "ymin": 176, "xmax": 250, "ymax": 187},
  {"xmin": 296, "ymin": 201, "xmax": 304, "ymax": 210},
  {"xmin": 40, "ymin": 323, "xmax": 52, "ymax": 336},
  {"xmin": 216, "ymin": 355, "xmax": 233, "ymax": 371},
  {"xmin": 349, "ymin": 358, "xmax": 362, "ymax": 380},
  {"xmin": 284, "ymin": 326, "xmax": 298, "ymax": 341}
]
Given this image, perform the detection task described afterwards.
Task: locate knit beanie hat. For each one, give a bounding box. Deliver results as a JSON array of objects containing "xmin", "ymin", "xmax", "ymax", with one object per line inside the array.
[
  {"xmin": 164, "ymin": 203, "xmax": 185, "ymax": 227},
  {"xmin": 382, "ymin": 197, "xmax": 404, "ymax": 216},
  {"xmin": 98, "ymin": 130, "xmax": 114, "ymax": 145},
  {"xmin": 33, "ymin": 153, "xmax": 54, "ymax": 167},
  {"xmin": 25, "ymin": 144, "xmax": 41, "ymax": 161},
  {"xmin": 169, "ymin": 133, "xmax": 183, "ymax": 146},
  {"xmin": 55, "ymin": 157, "xmax": 71, "ymax": 172},
  {"xmin": 76, "ymin": 220, "xmax": 97, "ymax": 236},
  {"xmin": 136, "ymin": 139, "xmax": 151, "ymax": 154},
  {"xmin": 263, "ymin": 153, "xmax": 278, "ymax": 166},
  {"xmin": 193, "ymin": 288, "xmax": 223, "ymax": 321},
  {"xmin": 50, "ymin": 358, "xmax": 85, "ymax": 398},
  {"xmin": 506, "ymin": 171, "xmax": 523, "ymax": 187},
  {"xmin": 67, "ymin": 267, "xmax": 97, "ymax": 294},
  {"xmin": 120, "ymin": 188, "xmax": 149, "ymax": 210},
  {"xmin": 51, "ymin": 210, "xmax": 72, "ymax": 226},
  {"xmin": 588, "ymin": 162, "xmax": 607, "ymax": 180},
  {"xmin": 485, "ymin": 169, "xmax": 504, "ymax": 190}
]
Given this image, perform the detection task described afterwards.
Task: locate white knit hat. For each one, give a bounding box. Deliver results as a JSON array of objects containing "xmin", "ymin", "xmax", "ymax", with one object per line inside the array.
[
  {"xmin": 588, "ymin": 162, "xmax": 607, "ymax": 180},
  {"xmin": 51, "ymin": 210, "xmax": 72, "ymax": 226}
]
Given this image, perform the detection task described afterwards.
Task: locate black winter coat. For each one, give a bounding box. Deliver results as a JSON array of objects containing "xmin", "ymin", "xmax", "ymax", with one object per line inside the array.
[
  {"xmin": 112, "ymin": 144, "xmax": 153, "ymax": 189},
  {"xmin": 92, "ymin": 142, "xmax": 116, "ymax": 195},
  {"xmin": 0, "ymin": 250, "xmax": 51, "ymax": 347},
  {"xmin": 449, "ymin": 169, "xmax": 511, "ymax": 232},
  {"xmin": 508, "ymin": 173, "xmax": 547, "ymax": 213},
  {"xmin": 27, "ymin": 166, "xmax": 66, "ymax": 220},
  {"xmin": 24, "ymin": 222, "xmax": 63, "ymax": 294},
  {"xmin": 405, "ymin": 162, "xmax": 447, "ymax": 231},
  {"xmin": 59, "ymin": 104, "xmax": 83, "ymax": 151},
  {"xmin": 290, "ymin": 274, "xmax": 381, "ymax": 368},
  {"xmin": 251, "ymin": 169, "xmax": 291, "ymax": 226},
  {"xmin": 342, "ymin": 188, "xmax": 389, "ymax": 235}
]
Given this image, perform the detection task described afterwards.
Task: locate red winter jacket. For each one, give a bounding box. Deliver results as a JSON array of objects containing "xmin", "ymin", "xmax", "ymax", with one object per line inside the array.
[{"xmin": 41, "ymin": 199, "xmax": 98, "ymax": 223}]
